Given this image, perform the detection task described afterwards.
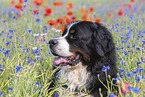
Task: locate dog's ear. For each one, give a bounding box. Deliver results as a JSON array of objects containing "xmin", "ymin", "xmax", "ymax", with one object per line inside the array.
[{"xmin": 92, "ymin": 22, "xmax": 115, "ymax": 57}]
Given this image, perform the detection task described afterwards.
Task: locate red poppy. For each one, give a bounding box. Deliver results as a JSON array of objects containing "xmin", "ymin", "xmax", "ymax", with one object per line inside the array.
[
  {"xmin": 33, "ymin": 9, "xmax": 39, "ymax": 14},
  {"xmin": 72, "ymin": 16, "xmax": 76, "ymax": 20},
  {"xmin": 118, "ymin": 7, "xmax": 123, "ymax": 11},
  {"xmin": 67, "ymin": 2, "xmax": 73, "ymax": 10},
  {"xmin": 81, "ymin": 18, "xmax": 88, "ymax": 21},
  {"xmin": 67, "ymin": 11, "xmax": 74, "ymax": 16},
  {"xmin": 80, "ymin": 8, "xmax": 86, "ymax": 13},
  {"xmin": 56, "ymin": 17, "xmax": 64, "ymax": 23},
  {"xmin": 108, "ymin": 12, "xmax": 113, "ymax": 17},
  {"xmin": 89, "ymin": 6, "xmax": 94, "ymax": 12},
  {"xmin": 44, "ymin": 7, "xmax": 52, "ymax": 16},
  {"xmin": 63, "ymin": 15, "xmax": 70, "ymax": 19},
  {"xmin": 120, "ymin": 82, "xmax": 130, "ymax": 94},
  {"xmin": 118, "ymin": 11, "xmax": 124, "ymax": 16},
  {"xmin": 10, "ymin": 0, "xmax": 15, "ymax": 5},
  {"xmin": 95, "ymin": 18, "xmax": 101, "ymax": 23},
  {"xmin": 18, "ymin": 0, "xmax": 23, "ymax": 3},
  {"xmin": 89, "ymin": 17, "xmax": 94, "ymax": 21},
  {"xmin": 127, "ymin": 4, "xmax": 132, "ymax": 9},
  {"xmin": 59, "ymin": 26, "xmax": 65, "ymax": 32},
  {"xmin": 15, "ymin": 4, "xmax": 23, "ymax": 9},
  {"xmin": 52, "ymin": 1, "xmax": 63, "ymax": 6},
  {"xmin": 65, "ymin": 18, "xmax": 73, "ymax": 23},
  {"xmin": 130, "ymin": 0, "xmax": 135, "ymax": 2},
  {"xmin": 33, "ymin": 0, "xmax": 43, "ymax": 6},
  {"xmin": 82, "ymin": 13, "xmax": 88, "ymax": 19},
  {"xmin": 47, "ymin": 19, "xmax": 56, "ymax": 25}
]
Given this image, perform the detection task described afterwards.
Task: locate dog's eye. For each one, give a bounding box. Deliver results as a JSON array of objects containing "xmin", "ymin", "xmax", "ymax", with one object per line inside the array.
[{"xmin": 69, "ymin": 34, "xmax": 77, "ymax": 39}]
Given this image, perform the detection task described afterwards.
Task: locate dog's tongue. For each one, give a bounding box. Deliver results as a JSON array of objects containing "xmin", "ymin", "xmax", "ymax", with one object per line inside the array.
[
  {"xmin": 53, "ymin": 57, "xmax": 68, "ymax": 65},
  {"xmin": 53, "ymin": 54, "xmax": 81, "ymax": 66}
]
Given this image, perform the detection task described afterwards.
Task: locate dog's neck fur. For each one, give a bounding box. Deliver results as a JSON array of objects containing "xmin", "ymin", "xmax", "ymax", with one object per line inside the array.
[{"xmin": 58, "ymin": 62, "xmax": 90, "ymax": 92}]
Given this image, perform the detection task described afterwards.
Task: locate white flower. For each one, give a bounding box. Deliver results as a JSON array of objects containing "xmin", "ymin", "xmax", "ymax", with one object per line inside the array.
[
  {"xmin": 40, "ymin": 33, "xmax": 47, "ymax": 36},
  {"xmin": 32, "ymin": 47, "xmax": 37, "ymax": 50},
  {"xmin": 33, "ymin": 34, "xmax": 39, "ymax": 36}
]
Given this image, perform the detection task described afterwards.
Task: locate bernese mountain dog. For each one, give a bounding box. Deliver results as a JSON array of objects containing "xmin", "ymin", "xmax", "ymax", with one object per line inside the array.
[{"xmin": 49, "ymin": 21, "xmax": 118, "ymax": 97}]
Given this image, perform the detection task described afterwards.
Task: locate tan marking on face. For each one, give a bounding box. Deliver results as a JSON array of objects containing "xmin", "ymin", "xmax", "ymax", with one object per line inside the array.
[{"xmin": 70, "ymin": 30, "xmax": 75, "ymax": 34}]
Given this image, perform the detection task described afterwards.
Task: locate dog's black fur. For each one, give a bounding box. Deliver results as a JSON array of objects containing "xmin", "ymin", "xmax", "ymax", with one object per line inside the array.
[{"xmin": 49, "ymin": 21, "xmax": 118, "ymax": 97}]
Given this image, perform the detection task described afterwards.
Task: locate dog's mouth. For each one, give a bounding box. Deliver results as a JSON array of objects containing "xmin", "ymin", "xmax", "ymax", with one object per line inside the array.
[{"xmin": 53, "ymin": 54, "xmax": 82, "ymax": 66}]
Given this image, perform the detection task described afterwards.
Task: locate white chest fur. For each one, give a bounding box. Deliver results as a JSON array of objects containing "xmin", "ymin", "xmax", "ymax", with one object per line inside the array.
[{"xmin": 58, "ymin": 62, "xmax": 90, "ymax": 92}]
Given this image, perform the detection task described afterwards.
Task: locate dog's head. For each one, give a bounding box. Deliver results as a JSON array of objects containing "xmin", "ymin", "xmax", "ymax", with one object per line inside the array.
[{"xmin": 49, "ymin": 21, "xmax": 115, "ymax": 66}]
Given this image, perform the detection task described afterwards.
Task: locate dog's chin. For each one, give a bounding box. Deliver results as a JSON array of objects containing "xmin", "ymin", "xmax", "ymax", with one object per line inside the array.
[{"xmin": 53, "ymin": 53, "xmax": 82, "ymax": 66}]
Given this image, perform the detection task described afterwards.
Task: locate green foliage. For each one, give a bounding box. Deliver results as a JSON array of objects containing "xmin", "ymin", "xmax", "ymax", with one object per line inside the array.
[{"xmin": 0, "ymin": 0, "xmax": 144, "ymax": 97}]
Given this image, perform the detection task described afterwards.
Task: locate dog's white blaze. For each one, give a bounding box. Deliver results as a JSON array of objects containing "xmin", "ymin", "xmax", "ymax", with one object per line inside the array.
[
  {"xmin": 59, "ymin": 62, "xmax": 90, "ymax": 92},
  {"xmin": 52, "ymin": 21, "xmax": 80, "ymax": 57},
  {"xmin": 55, "ymin": 37, "xmax": 74, "ymax": 56},
  {"xmin": 63, "ymin": 21, "xmax": 80, "ymax": 38}
]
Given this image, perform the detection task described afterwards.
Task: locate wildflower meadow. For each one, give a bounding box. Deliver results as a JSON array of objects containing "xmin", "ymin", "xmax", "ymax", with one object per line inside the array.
[{"xmin": 0, "ymin": 0, "xmax": 145, "ymax": 97}]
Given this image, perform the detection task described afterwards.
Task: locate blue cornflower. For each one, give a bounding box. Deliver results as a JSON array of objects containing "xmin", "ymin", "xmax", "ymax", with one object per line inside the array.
[
  {"xmin": 119, "ymin": 67, "xmax": 126, "ymax": 72},
  {"xmin": 102, "ymin": 65, "xmax": 110, "ymax": 72},
  {"xmin": 126, "ymin": 35, "xmax": 130, "ymax": 39},
  {"xmin": 7, "ymin": 55, "xmax": 11, "ymax": 57},
  {"xmin": 27, "ymin": 29, "xmax": 32, "ymax": 33},
  {"xmin": 23, "ymin": 4, "xmax": 27, "ymax": 8},
  {"xmin": 12, "ymin": 16, "xmax": 17, "ymax": 19},
  {"xmin": 137, "ymin": 68, "xmax": 144, "ymax": 71},
  {"xmin": 129, "ymin": 15, "xmax": 134, "ymax": 19},
  {"xmin": 122, "ymin": 50, "xmax": 128, "ymax": 55},
  {"xmin": 9, "ymin": 30, "xmax": 14, "ymax": 33},
  {"xmin": 114, "ymin": 23, "xmax": 119, "ymax": 26},
  {"xmin": 15, "ymin": 65, "xmax": 23, "ymax": 73},
  {"xmin": 125, "ymin": 72, "xmax": 134, "ymax": 76},
  {"xmin": 126, "ymin": 44, "xmax": 130, "ymax": 47},
  {"xmin": 120, "ymin": 40, "xmax": 128, "ymax": 43},
  {"xmin": 120, "ymin": 60, "xmax": 125, "ymax": 65},
  {"xmin": 42, "ymin": 25, "xmax": 47, "ymax": 29},
  {"xmin": 109, "ymin": 93, "xmax": 117, "ymax": 97},
  {"xmin": 36, "ymin": 18, "xmax": 41, "ymax": 22},
  {"xmin": 9, "ymin": 35, "xmax": 13, "ymax": 38},
  {"xmin": 136, "ymin": 47, "xmax": 140, "ymax": 50},
  {"xmin": 47, "ymin": 42, "xmax": 49, "ymax": 45},
  {"xmin": 0, "ymin": 91, "xmax": 5, "ymax": 96},
  {"xmin": 0, "ymin": 69, "xmax": 3, "ymax": 73},
  {"xmin": 34, "ymin": 82, "xmax": 40, "ymax": 85},
  {"xmin": 16, "ymin": 37, "xmax": 19, "ymax": 39},
  {"xmin": 140, "ymin": 55, "xmax": 145, "ymax": 62},
  {"xmin": 5, "ymin": 41, "xmax": 11, "ymax": 45},
  {"xmin": 119, "ymin": 73, "xmax": 123, "ymax": 77},
  {"xmin": 116, "ymin": 46, "xmax": 125, "ymax": 50},
  {"xmin": 47, "ymin": 52, "xmax": 51, "ymax": 54},
  {"xmin": 7, "ymin": 87, "xmax": 13, "ymax": 91},
  {"xmin": 54, "ymin": 92, "xmax": 59, "ymax": 97},
  {"xmin": 132, "ymin": 44, "xmax": 136, "ymax": 47},
  {"xmin": 142, "ymin": 76, "xmax": 145, "ymax": 79},
  {"xmin": 135, "ymin": 77, "xmax": 140, "ymax": 83},
  {"xmin": 24, "ymin": 0, "xmax": 28, "ymax": 2},
  {"xmin": 2, "ymin": 19, "xmax": 7, "ymax": 23},
  {"xmin": 137, "ymin": 61, "xmax": 142, "ymax": 65},
  {"xmin": 41, "ymin": 39, "xmax": 46, "ymax": 41},
  {"xmin": 26, "ymin": 56, "xmax": 30, "ymax": 59},
  {"xmin": 142, "ymin": 40, "xmax": 145, "ymax": 43},
  {"xmin": 132, "ymin": 87, "xmax": 141, "ymax": 92},
  {"xmin": 32, "ymin": 49, "xmax": 39, "ymax": 53},
  {"xmin": 3, "ymin": 49, "xmax": 10, "ymax": 55},
  {"xmin": 55, "ymin": 35, "xmax": 58, "ymax": 38},
  {"xmin": 132, "ymin": 70, "xmax": 138, "ymax": 74},
  {"xmin": 35, "ymin": 11, "xmax": 39, "ymax": 14}
]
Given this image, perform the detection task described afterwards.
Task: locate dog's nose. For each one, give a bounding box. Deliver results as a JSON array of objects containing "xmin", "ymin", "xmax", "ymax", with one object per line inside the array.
[{"xmin": 49, "ymin": 39, "xmax": 58, "ymax": 47}]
